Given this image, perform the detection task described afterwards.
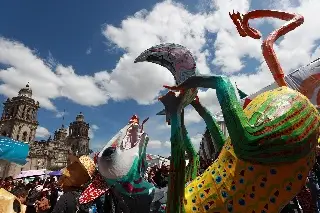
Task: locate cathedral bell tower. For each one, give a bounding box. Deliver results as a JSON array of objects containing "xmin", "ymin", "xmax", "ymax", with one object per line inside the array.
[
  {"xmin": 67, "ymin": 112, "xmax": 90, "ymax": 156},
  {"xmin": 53, "ymin": 124, "xmax": 68, "ymax": 141},
  {"xmin": 0, "ymin": 83, "xmax": 40, "ymax": 142}
]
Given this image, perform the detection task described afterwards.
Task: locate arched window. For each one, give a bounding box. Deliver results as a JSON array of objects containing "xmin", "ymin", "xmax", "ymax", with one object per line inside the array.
[
  {"xmin": 22, "ymin": 131, "xmax": 28, "ymax": 141},
  {"xmin": 1, "ymin": 131, "xmax": 6, "ymax": 136}
]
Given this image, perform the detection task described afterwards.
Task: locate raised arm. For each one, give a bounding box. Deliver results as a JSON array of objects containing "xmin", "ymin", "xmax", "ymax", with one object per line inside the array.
[
  {"xmin": 230, "ymin": 10, "xmax": 304, "ymax": 87},
  {"xmin": 191, "ymin": 97, "xmax": 226, "ymax": 153}
]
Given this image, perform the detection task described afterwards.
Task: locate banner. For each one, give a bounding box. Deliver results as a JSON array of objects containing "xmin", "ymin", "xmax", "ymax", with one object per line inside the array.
[
  {"xmin": 0, "ymin": 136, "xmax": 29, "ymax": 165},
  {"xmin": 241, "ymin": 58, "xmax": 320, "ymax": 108}
]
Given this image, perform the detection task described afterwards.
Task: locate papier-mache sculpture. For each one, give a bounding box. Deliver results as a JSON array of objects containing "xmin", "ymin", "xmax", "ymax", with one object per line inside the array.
[
  {"xmin": 134, "ymin": 9, "xmax": 320, "ymax": 213},
  {"xmin": 80, "ymin": 115, "xmax": 157, "ymax": 212},
  {"xmin": 97, "ymin": 115, "xmax": 154, "ymax": 197}
]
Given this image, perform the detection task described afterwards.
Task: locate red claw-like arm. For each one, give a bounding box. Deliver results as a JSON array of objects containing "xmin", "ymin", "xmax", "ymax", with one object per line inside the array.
[
  {"xmin": 140, "ymin": 117, "xmax": 149, "ymax": 133},
  {"xmin": 163, "ymin": 85, "xmax": 179, "ymax": 90},
  {"xmin": 230, "ymin": 10, "xmax": 304, "ymax": 87}
]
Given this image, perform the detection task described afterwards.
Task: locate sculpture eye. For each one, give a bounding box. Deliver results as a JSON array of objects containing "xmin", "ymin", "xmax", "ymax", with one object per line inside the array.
[
  {"xmin": 13, "ymin": 199, "xmax": 21, "ymax": 213},
  {"xmin": 101, "ymin": 147, "xmax": 116, "ymax": 158}
]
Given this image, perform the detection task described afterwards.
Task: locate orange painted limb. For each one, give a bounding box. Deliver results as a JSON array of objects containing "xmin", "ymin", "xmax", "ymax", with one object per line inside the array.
[{"xmin": 230, "ymin": 10, "xmax": 304, "ymax": 87}]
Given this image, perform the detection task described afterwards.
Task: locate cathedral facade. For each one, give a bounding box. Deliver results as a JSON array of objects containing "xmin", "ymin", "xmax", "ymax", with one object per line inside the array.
[
  {"xmin": 0, "ymin": 84, "xmax": 90, "ymax": 178},
  {"xmin": 198, "ymin": 120, "xmax": 228, "ymax": 163}
]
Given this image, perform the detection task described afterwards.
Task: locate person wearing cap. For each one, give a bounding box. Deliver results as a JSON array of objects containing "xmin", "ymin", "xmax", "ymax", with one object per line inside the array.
[{"xmin": 51, "ymin": 155, "xmax": 96, "ymax": 213}]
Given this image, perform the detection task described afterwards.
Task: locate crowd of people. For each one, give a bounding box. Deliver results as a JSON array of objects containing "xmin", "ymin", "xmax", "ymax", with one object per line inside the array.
[
  {"xmin": 145, "ymin": 164, "xmax": 169, "ymax": 188},
  {"xmin": 0, "ymin": 163, "xmax": 172, "ymax": 213},
  {"xmin": 0, "ymin": 152, "xmax": 319, "ymax": 213},
  {"xmin": 0, "ymin": 176, "xmax": 61, "ymax": 213}
]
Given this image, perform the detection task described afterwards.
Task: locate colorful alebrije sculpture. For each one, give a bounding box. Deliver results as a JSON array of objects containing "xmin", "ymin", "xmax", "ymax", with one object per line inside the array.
[
  {"xmin": 97, "ymin": 115, "xmax": 155, "ymax": 197},
  {"xmin": 134, "ymin": 10, "xmax": 320, "ymax": 213},
  {"xmin": 79, "ymin": 115, "xmax": 157, "ymax": 213}
]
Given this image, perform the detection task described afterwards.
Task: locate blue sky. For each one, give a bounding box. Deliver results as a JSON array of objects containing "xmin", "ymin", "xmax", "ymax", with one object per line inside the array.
[{"xmin": 0, "ymin": 0, "xmax": 319, "ymax": 156}]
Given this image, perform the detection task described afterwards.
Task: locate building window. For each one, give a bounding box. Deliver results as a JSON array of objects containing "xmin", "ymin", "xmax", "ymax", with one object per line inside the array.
[
  {"xmin": 1, "ymin": 131, "xmax": 6, "ymax": 136},
  {"xmin": 22, "ymin": 131, "xmax": 28, "ymax": 141},
  {"xmin": 17, "ymin": 135, "xmax": 20, "ymax": 140}
]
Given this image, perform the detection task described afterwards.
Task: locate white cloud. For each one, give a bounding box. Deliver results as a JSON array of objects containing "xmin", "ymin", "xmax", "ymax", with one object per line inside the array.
[
  {"xmin": 0, "ymin": 38, "xmax": 109, "ymax": 111},
  {"xmin": 86, "ymin": 47, "xmax": 92, "ymax": 55},
  {"xmin": 1, "ymin": 0, "xmax": 316, "ymax": 113},
  {"xmin": 35, "ymin": 126, "xmax": 50, "ymax": 138},
  {"xmin": 147, "ymin": 140, "xmax": 171, "ymax": 156},
  {"xmin": 147, "ymin": 134, "xmax": 202, "ymax": 156},
  {"xmin": 184, "ymin": 107, "xmax": 202, "ymax": 125},
  {"xmin": 46, "ymin": 51, "xmax": 57, "ymax": 69},
  {"xmin": 148, "ymin": 140, "xmax": 171, "ymax": 149},
  {"xmin": 91, "ymin": 124, "xmax": 99, "ymax": 130},
  {"xmin": 55, "ymin": 110, "xmax": 67, "ymax": 118},
  {"xmin": 99, "ymin": 1, "xmax": 213, "ymax": 104},
  {"xmin": 98, "ymin": 0, "xmax": 269, "ymax": 125},
  {"xmin": 56, "ymin": 65, "xmax": 108, "ymax": 106},
  {"xmin": 88, "ymin": 124, "xmax": 99, "ymax": 139},
  {"xmin": 156, "ymin": 123, "xmax": 170, "ymax": 130},
  {"xmin": 190, "ymin": 133, "xmax": 203, "ymax": 149}
]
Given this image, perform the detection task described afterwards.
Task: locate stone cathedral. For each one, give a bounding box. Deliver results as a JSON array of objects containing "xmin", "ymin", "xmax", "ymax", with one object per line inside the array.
[{"xmin": 0, "ymin": 83, "xmax": 91, "ymax": 178}]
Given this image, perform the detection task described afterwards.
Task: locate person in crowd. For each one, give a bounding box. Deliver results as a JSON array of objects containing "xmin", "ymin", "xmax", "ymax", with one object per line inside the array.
[
  {"xmin": 35, "ymin": 196, "xmax": 51, "ymax": 213},
  {"xmin": 147, "ymin": 170, "xmax": 157, "ymax": 186},
  {"xmin": 3, "ymin": 176, "xmax": 14, "ymax": 192},
  {"xmin": 51, "ymin": 155, "xmax": 96, "ymax": 213},
  {"xmin": 11, "ymin": 186, "xmax": 29, "ymax": 205},
  {"xmin": 49, "ymin": 181, "xmax": 59, "ymax": 212},
  {"xmin": 295, "ymin": 181, "xmax": 317, "ymax": 213},
  {"xmin": 26, "ymin": 181, "xmax": 41, "ymax": 213}
]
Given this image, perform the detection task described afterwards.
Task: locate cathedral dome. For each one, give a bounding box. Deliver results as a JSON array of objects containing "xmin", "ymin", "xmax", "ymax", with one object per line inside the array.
[
  {"xmin": 76, "ymin": 112, "xmax": 84, "ymax": 122},
  {"xmin": 18, "ymin": 83, "xmax": 32, "ymax": 98}
]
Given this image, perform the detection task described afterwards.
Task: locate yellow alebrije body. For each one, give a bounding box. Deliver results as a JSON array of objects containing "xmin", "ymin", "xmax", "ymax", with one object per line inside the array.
[
  {"xmin": 184, "ymin": 140, "xmax": 315, "ymax": 213},
  {"xmin": 184, "ymin": 88, "xmax": 318, "ymax": 213}
]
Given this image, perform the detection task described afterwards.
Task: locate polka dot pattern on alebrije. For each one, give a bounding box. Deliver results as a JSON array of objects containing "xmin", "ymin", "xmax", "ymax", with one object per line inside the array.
[
  {"xmin": 215, "ymin": 176, "xmax": 222, "ymax": 184},
  {"xmin": 182, "ymin": 119, "xmax": 316, "ymax": 213},
  {"xmin": 238, "ymin": 198, "xmax": 245, "ymax": 206},
  {"xmin": 227, "ymin": 205, "xmax": 233, "ymax": 212},
  {"xmin": 270, "ymin": 168, "xmax": 277, "ymax": 175},
  {"xmin": 248, "ymin": 166, "xmax": 254, "ymax": 171}
]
